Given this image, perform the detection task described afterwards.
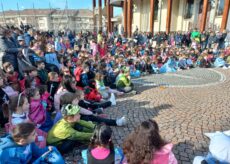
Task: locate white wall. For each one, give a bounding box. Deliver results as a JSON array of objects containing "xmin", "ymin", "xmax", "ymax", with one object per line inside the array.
[
  {"xmin": 121, "ymin": 0, "xmax": 229, "ymax": 33},
  {"xmin": 132, "ymin": 0, "xmax": 142, "ymax": 32},
  {"xmin": 227, "ymin": 12, "xmax": 230, "ymax": 31},
  {"xmin": 171, "ymin": 0, "xmax": 179, "ymax": 31},
  {"xmin": 214, "ymin": 16, "xmax": 222, "ymax": 30}
]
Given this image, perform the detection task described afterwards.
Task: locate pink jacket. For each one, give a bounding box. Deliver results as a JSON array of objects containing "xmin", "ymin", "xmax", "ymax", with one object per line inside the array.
[
  {"xmin": 151, "ymin": 143, "xmax": 177, "ymax": 164},
  {"xmin": 41, "ymin": 91, "xmax": 52, "ymax": 111},
  {"xmin": 123, "ymin": 143, "xmax": 177, "ymax": 164},
  {"xmin": 92, "ymin": 43, "xmax": 98, "ymax": 56},
  {"xmin": 29, "ymin": 95, "xmax": 49, "ymax": 125}
]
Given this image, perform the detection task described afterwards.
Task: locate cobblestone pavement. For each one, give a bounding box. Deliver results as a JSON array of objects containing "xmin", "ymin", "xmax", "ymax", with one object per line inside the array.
[
  {"xmin": 65, "ymin": 68, "xmax": 230, "ymax": 163},
  {"xmin": 1, "ymin": 68, "xmax": 230, "ymax": 164},
  {"xmin": 105, "ymin": 68, "xmax": 230, "ymax": 164}
]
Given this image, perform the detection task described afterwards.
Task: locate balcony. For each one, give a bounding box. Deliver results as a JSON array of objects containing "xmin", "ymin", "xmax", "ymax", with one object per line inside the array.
[{"xmin": 110, "ymin": 0, "xmax": 123, "ymax": 7}]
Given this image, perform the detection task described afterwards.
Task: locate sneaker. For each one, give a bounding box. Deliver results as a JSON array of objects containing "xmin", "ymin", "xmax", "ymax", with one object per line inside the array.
[
  {"xmin": 116, "ymin": 92, "xmax": 124, "ymax": 96},
  {"xmin": 116, "ymin": 116, "xmax": 127, "ymax": 126},
  {"xmin": 109, "ymin": 93, "xmax": 116, "ymax": 106},
  {"xmin": 223, "ymin": 66, "xmax": 228, "ymax": 69},
  {"xmin": 129, "ymin": 90, "xmax": 137, "ymax": 95}
]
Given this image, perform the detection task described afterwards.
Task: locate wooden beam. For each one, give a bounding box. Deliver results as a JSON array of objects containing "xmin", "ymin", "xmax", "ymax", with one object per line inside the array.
[
  {"xmin": 110, "ymin": 5, "xmax": 113, "ymax": 32},
  {"xmin": 107, "ymin": 0, "xmax": 111, "ymax": 33},
  {"xmin": 99, "ymin": 0, "xmax": 102, "ymax": 31},
  {"xmin": 150, "ymin": 0, "xmax": 155, "ymax": 33},
  {"xmin": 127, "ymin": 0, "xmax": 133, "ymax": 37},
  {"xmin": 123, "ymin": 0, "xmax": 128, "ymax": 36},
  {"xmin": 200, "ymin": 0, "xmax": 208, "ymax": 32},
  {"xmin": 166, "ymin": 0, "xmax": 172, "ymax": 34},
  {"xmin": 220, "ymin": 0, "xmax": 230, "ymax": 31}
]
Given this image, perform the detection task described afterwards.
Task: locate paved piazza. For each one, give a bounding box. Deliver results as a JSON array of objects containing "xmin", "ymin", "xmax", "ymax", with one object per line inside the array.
[
  {"xmin": 65, "ymin": 68, "xmax": 230, "ymax": 163},
  {"xmin": 106, "ymin": 68, "xmax": 230, "ymax": 164},
  {"xmin": 1, "ymin": 68, "xmax": 229, "ymax": 163}
]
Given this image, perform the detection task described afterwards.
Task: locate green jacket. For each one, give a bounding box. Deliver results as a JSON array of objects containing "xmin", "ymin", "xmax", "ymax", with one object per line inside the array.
[
  {"xmin": 116, "ymin": 73, "xmax": 131, "ymax": 88},
  {"xmin": 191, "ymin": 31, "xmax": 200, "ymax": 39},
  {"xmin": 47, "ymin": 118, "xmax": 95, "ymax": 145}
]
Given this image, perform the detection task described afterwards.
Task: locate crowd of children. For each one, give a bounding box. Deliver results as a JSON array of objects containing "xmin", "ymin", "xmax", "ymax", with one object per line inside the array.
[{"xmin": 0, "ymin": 24, "xmax": 229, "ymax": 163}]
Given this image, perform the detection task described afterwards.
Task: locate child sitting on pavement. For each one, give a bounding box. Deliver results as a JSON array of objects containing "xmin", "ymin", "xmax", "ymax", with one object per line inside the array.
[
  {"xmin": 116, "ymin": 69, "xmax": 136, "ymax": 94},
  {"xmin": 0, "ymin": 122, "xmax": 64, "ymax": 163},
  {"xmin": 81, "ymin": 124, "xmax": 124, "ymax": 164},
  {"xmin": 60, "ymin": 91, "xmax": 127, "ymax": 126},
  {"xmin": 123, "ymin": 119, "xmax": 177, "ymax": 164},
  {"xmin": 47, "ymin": 102, "xmax": 95, "ymax": 154},
  {"xmin": 95, "ymin": 71, "xmax": 124, "ymax": 99}
]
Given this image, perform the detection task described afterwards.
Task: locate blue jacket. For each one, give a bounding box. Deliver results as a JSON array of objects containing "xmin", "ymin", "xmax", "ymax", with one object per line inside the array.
[
  {"xmin": 0, "ymin": 136, "xmax": 48, "ymax": 164},
  {"xmin": 160, "ymin": 58, "xmax": 178, "ymax": 73},
  {"xmin": 80, "ymin": 73, "xmax": 89, "ymax": 87},
  {"xmin": 45, "ymin": 53, "xmax": 60, "ymax": 69},
  {"xmin": 24, "ymin": 33, "xmax": 31, "ymax": 47},
  {"xmin": 214, "ymin": 57, "xmax": 226, "ymax": 67}
]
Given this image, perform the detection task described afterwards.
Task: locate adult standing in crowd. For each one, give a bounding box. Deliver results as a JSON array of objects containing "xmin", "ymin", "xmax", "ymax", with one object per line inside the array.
[{"xmin": 0, "ymin": 26, "xmax": 22, "ymax": 71}]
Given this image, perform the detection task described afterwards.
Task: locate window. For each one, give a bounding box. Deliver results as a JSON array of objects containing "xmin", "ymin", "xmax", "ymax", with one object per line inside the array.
[
  {"xmin": 184, "ymin": 0, "xmax": 194, "ymax": 19},
  {"xmin": 154, "ymin": 0, "xmax": 159, "ymax": 20},
  {"xmin": 216, "ymin": 0, "xmax": 225, "ymax": 16}
]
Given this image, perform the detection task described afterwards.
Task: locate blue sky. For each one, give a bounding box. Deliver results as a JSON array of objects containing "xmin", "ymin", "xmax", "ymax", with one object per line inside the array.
[{"xmin": 1, "ymin": 0, "xmax": 122, "ymax": 15}]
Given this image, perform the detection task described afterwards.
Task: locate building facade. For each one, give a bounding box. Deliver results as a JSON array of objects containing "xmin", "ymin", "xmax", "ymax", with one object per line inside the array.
[
  {"xmin": 129, "ymin": 0, "xmax": 229, "ymax": 32},
  {"xmin": 108, "ymin": 0, "xmax": 230, "ymax": 36},
  {"xmin": 0, "ymin": 9, "xmax": 95, "ymax": 33}
]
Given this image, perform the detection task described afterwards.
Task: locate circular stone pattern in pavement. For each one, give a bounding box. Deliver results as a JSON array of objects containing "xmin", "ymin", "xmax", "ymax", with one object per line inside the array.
[{"xmin": 132, "ymin": 68, "xmax": 226, "ymax": 88}]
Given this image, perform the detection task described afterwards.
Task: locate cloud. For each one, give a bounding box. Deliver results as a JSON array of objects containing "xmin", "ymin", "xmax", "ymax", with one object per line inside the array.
[{"xmin": 21, "ymin": 5, "xmax": 24, "ymax": 9}]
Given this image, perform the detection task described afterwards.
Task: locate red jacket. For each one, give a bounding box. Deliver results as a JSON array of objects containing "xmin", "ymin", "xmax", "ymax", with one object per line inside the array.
[
  {"xmin": 84, "ymin": 87, "xmax": 102, "ymax": 102},
  {"xmin": 74, "ymin": 66, "xmax": 83, "ymax": 82},
  {"xmin": 6, "ymin": 72, "xmax": 19, "ymax": 84}
]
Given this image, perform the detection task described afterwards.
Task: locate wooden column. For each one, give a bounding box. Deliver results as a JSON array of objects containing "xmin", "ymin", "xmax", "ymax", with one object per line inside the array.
[
  {"xmin": 127, "ymin": 0, "xmax": 133, "ymax": 37},
  {"xmin": 123, "ymin": 0, "xmax": 128, "ymax": 36},
  {"xmin": 110, "ymin": 6, "xmax": 113, "ymax": 32},
  {"xmin": 166, "ymin": 0, "xmax": 172, "ymax": 34},
  {"xmin": 150, "ymin": 0, "xmax": 155, "ymax": 33},
  {"xmin": 93, "ymin": 0, "xmax": 96, "ymax": 31},
  {"xmin": 104, "ymin": 0, "xmax": 107, "ymax": 6},
  {"xmin": 221, "ymin": 0, "xmax": 230, "ymax": 31},
  {"xmin": 200, "ymin": 0, "xmax": 208, "ymax": 32},
  {"xmin": 107, "ymin": 0, "xmax": 111, "ymax": 33},
  {"xmin": 98, "ymin": 0, "xmax": 102, "ymax": 31}
]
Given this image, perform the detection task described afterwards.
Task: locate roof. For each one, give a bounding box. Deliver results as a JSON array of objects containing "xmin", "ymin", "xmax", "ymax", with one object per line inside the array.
[
  {"xmin": 1, "ymin": 10, "xmax": 18, "ymax": 16},
  {"xmin": 22, "ymin": 9, "xmax": 55, "ymax": 15},
  {"xmin": 76, "ymin": 9, "xmax": 93, "ymax": 17}
]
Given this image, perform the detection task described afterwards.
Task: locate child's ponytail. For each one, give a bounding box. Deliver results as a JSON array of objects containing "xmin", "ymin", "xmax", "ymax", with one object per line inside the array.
[
  {"xmin": 25, "ymin": 88, "xmax": 38, "ymax": 102},
  {"xmin": 9, "ymin": 93, "xmax": 26, "ymax": 113},
  {"xmin": 89, "ymin": 124, "xmax": 114, "ymax": 151}
]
